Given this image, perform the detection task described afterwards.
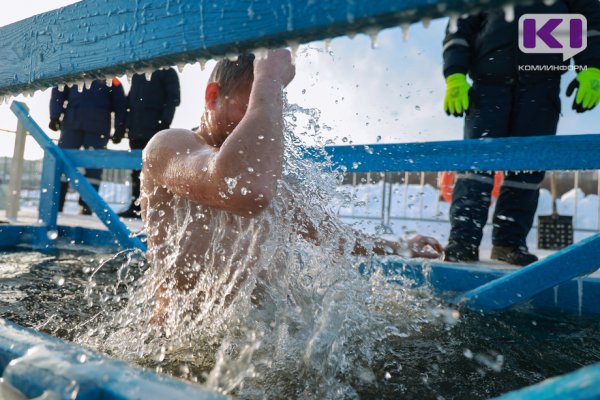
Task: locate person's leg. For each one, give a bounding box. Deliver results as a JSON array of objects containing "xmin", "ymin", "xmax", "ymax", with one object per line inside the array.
[
  {"xmin": 57, "ymin": 129, "xmax": 84, "ymax": 212},
  {"xmin": 119, "ymin": 138, "xmax": 150, "ymax": 218},
  {"xmin": 79, "ymin": 131, "xmax": 110, "ymax": 215},
  {"xmin": 446, "ymin": 83, "xmax": 513, "ymax": 261},
  {"xmin": 491, "ymin": 79, "xmax": 560, "ymax": 264}
]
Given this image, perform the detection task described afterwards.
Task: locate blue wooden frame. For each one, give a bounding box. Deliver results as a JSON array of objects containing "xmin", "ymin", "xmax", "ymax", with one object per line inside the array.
[
  {"xmin": 0, "ymin": 0, "xmax": 527, "ymax": 96},
  {"xmin": 0, "ymin": 318, "xmax": 226, "ymax": 400},
  {"xmin": 1, "ymin": 0, "xmax": 599, "ymax": 398},
  {"xmin": 10, "ymin": 101, "xmax": 146, "ymax": 252}
]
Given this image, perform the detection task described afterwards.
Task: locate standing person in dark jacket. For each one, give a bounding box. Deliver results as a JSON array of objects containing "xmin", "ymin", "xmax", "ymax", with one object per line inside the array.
[
  {"xmin": 49, "ymin": 79, "xmax": 126, "ymax": 215},
  {"xmin": 442, "ymin": 1, "xmax": 600, "ymax": 266},
  {"xmin": 113, "ymin": 68, "xmax": 181, "ymax": 218}
]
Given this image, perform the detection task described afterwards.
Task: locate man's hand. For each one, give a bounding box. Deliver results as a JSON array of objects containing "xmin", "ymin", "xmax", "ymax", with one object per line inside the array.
[
  {"xmin": 254, "ymin": 49, "xmax": 295, "ymax": 88},
  {"xmin": 112, "ymin": 124, "xmax": 126, "ymax": 144},
  {"xmin": 444, "ymin": 73, "xmax": 471, "ymax": 117},
  {"xmin": 407, "ymin": 235, "xmax": 444, "ymax": 259},
  {"xmin": 48, "ymin": 119, "xmax": 61, "ymax": 132},
  {"xmin": 566, "ymin": 67, "xmax": 600, "ymax": 113}
]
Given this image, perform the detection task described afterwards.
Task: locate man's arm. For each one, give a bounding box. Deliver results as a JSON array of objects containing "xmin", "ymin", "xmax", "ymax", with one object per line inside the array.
[{"xmin": 144, "ymin": 49, "xmax": 295, "ymax": 216}]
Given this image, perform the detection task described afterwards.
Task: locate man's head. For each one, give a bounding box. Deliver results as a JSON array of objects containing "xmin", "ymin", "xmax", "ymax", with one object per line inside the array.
[{"xmin": 204, "ymin": 54, "xmax": 255, "ymax": 139}]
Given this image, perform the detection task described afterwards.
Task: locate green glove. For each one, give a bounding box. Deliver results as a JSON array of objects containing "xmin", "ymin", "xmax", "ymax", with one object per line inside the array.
[
  {"xmin": 444, "ymin": 73, "xmax": 471, "ymax": 117},
  {"xmin": 566, "ymin": 67, "xmax": 600, "ymax": 113}
]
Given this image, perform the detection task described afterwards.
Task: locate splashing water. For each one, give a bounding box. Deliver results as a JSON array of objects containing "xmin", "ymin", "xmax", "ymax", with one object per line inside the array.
[{"xmin": 74, "ymin": 100, "xmax": 447, "ymax": 398}]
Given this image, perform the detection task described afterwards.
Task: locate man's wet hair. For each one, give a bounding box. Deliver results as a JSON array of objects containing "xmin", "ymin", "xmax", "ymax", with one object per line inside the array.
[{"xmin": 209, "ymin": 53, "xmax": 255, "ymax": 98}]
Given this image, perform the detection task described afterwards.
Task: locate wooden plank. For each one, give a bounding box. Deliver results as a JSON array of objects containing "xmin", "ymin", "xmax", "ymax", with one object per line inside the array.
[
  {"xmin": 64, "ymin": 149, "xmax": 142, "ymax": 169},
  {"xmin": 0, "ymin": 0, "xmax": 528, "ymax": 95},
  {"xmin": 38, "ymin": 153, "xmax": 62, "ymax": 231},
  {"xmin": 6, "ymin": 104, "xmax": 28, "ymax": 220},
  {"xmin": 492, "ymin": 361, "xmax": 600, "ymax": 400},
  {"xmin": 454, "ymin": 232, "xmax": 600, "ymax": 311},
  {"xmin": 10, "ymin": 101, "xmax": 145, "ymax": 252},
  {"xmin": 0, "ymin": 319, "xmax": 227, "ymax": 400},
  {"xmin": 321, "ymin": 134, "xmax": 600, "ymax": 172},
  {"xmin": 61, "ymin": 134, "xmax": 600, "ymax": 173}
]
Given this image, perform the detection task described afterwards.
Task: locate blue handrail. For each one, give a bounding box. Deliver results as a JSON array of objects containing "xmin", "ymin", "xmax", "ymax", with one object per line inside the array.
[{"xmin": 0, "ymin": 0, "xmax": 528, "ymax": 97}]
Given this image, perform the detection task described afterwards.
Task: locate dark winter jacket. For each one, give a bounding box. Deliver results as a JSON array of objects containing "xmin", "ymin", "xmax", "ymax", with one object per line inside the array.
[
  {"xmin": 443, "ymin": 0, "xmax": 600, "ymax": 81},
  {"xmin": 126, "ymin": 68, "xmax": 181, "ymax": 140},
  {"xmin": 49, "ymin": 79, "xmax": 126, "ymax": 135}
]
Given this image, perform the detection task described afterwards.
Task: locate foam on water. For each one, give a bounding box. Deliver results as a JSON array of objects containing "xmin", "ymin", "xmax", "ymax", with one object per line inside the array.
[{"xmin": 75, "ymin": 101, "xmax": 444, "ymax": 398}]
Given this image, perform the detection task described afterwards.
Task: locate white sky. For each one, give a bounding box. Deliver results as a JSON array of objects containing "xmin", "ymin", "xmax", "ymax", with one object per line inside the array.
[{"xmin": 0, "ymin": 1, "xmax": 597, "ymax": 160}]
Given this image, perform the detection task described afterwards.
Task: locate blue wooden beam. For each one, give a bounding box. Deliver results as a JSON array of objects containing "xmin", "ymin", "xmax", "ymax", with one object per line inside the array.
[
  {"xmin": 492, "ymin": 361, "xmax": 600, "ymax": 400},
  {"xmin": 321, "ymin": 134, "xmax": 600, "ymax": 172},
  {"xmin": 10, "ymin": 101, "xmax": 146, "ymax": 252},
  {"xmin": 454, "ymin": 232, "xmax": 600, "ymax": 312},
  {"xmin": 59, "ymin": 134, "xmax": 600, "ymax": 172},
  {"xmin": 0, "ymin": 318, "xmax": 226, "ymax": 400},
  {"xmin": 38, "ymin": 152, "xmax": 62, "ymax": 232},
  {"xmin": 0, "ymin": 0, "xmax": 530, "ymax": 96},
  {"xmin": 64, "ymin": 149, "xmax": 142, "ymax": 169}
]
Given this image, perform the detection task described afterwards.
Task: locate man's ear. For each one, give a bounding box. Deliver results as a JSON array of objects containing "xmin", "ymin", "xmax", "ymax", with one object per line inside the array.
[{"xmin": 205, "ymin": 82, "xmax": 219, "ymax": 110}]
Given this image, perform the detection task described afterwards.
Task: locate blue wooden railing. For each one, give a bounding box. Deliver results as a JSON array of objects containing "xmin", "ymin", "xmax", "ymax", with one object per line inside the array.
[
  {"xmin": 0, "ymin": 0, "xmax": 526, "ymax": 97},
  {"xmin": 1, "ymin": 0, "xmax": 599, "ymax": 399}
]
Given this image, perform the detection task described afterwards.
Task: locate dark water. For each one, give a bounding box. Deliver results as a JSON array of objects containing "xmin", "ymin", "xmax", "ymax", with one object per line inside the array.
[{"xmin": 0, "ymin": 248, "xmax": 599, "ymax": 399}]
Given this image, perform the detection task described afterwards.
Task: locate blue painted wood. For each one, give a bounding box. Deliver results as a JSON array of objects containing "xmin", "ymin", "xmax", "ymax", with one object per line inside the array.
[
  {"xmin": 0, "ymin": 318, "xmax": 227, "ymax": 400},
  {"xmin": 10, "ymin": 101, "xmax": 146, "ymax": 253},
  {"xmin": 492, "ymin": 361, "xmax": 600, "ymax": 400},
  {"xmin": 454, "ymin": 232, "xmax": 600, "ymax": 311},
  {"xmin": 62, "ymin": 134, "xmax": 600, "ymax": 176},
  {"xmin": 0, "ymin": 0, "xmax": 529, "ymax": 95},
  {"xmin": 320, "ymin": 134, "xmax": 600, "ymax": 172},
  {"xmin": 38, "ymin": 153, "xmax": 62, "ymax": 231},
  {"xmin": 64, "ymin": 149, "xmax": 143, "ymax": 169}
]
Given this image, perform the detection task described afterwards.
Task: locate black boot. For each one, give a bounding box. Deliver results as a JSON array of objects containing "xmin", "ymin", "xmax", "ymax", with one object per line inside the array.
[
  {"xmin": 78, "ymin": 183, "xmax": 100, "ymax": 215},
  {"xmin": 491, "ymin": 245, "xmax": 538, "ymax": 266},
  {"xmin": 444, "ymin": 241, "xmax": 479, "ymax": 262},
  {"xmin": 58, "ymin": 182, "xmax": 68, "ymax": 212}
]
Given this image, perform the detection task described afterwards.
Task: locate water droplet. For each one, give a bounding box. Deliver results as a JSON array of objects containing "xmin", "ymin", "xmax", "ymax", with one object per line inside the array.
[
  {"xmin": 52, "ymin": 275, "xmax": 65, "ymax": 286},
  {"xmin": 401, "ymin": 23, "xmax": 410, "ymax": 42},
  {"xmin": 77, "ymin": 354, "xmax": 88, "ymax": 363},
  {"xmin": 365, "ymin": 28, "xmax": 379, "ymax": 49},
  {"xmin": 448, "ymin": 14, "xmax": 459, "ymax": 34},
  {"xmin": 288, "ymin": 41, "xmax": 299, "ymax": 65},
  {"xmin": 503, "ymin": 4, "xmax": 515, "ymax": 23},
  {"xmin": 224, "ymin": 176, "xmax": 238, "ymax": 194},
  {"xmin": 254, "ymin": 48, "xmax": 268, "ymax": 60},
  {"xmin": 241, "ymin": 187, "xmax": 249, "ymax": 195},
  {"xmin": 47, "ymin": 230, "xmax": 58, "ymax": 240},
  {"xmin": 257, "ymin": 135, "xmax": 264, "ymax": 140}
]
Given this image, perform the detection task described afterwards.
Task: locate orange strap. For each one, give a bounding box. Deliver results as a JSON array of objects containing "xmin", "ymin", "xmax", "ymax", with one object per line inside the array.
[{"xmin": 438, "ymin": 171, "xmax": 504, "ymax": 203}]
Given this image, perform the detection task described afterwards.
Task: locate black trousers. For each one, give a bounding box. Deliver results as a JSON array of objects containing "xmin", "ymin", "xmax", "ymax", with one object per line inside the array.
[
  {"xmin": 58, "ymin": 129, "xmax": 109, "ymax": 212},
  {"xmin": 449, "ymin": 79, "xmax": 561, "ymax": 248}
]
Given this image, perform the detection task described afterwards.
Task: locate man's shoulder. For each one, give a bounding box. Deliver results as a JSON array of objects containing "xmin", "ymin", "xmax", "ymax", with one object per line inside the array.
[{"xmin": 144, "ymin": 128, "xmax": 208, "ymax": 159}]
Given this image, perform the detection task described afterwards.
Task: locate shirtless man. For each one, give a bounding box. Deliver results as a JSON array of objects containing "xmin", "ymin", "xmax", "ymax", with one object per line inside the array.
[{"xmin": 141, "ymin": 50, "xmax": 442, "ymax": 304}]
